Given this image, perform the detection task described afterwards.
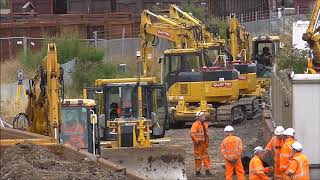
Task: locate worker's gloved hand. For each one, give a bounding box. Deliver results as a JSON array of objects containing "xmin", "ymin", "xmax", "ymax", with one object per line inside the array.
[
  {"xmin": 269, "ymin": 167, "xmax": 274, "ymax": 173},
  {"xmin": 228, "ymin": 159, "xmax": 237, "ymax": 164}
]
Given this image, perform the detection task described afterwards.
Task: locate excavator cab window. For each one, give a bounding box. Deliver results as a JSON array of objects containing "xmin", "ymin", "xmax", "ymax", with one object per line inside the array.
[
  {"xmin": 203, "ymin": 46, "xmax": 222, "ymax": 66},
  {"xmin": 163, "ymin": 52, "xmax": 203, "ymax": 77},
  {"xmin": 60, "ymin": 107, "xmax": 90, "ymax": 149}
]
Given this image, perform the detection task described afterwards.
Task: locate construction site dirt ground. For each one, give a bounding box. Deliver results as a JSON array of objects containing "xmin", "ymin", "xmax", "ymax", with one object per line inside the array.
[
  {"xmin": 0, "ymin": 143, "xmax": 127, "ymax": 180},
  {"xmin": 163, "ymin": 115, "xmax": 266, "ymax": 179}
]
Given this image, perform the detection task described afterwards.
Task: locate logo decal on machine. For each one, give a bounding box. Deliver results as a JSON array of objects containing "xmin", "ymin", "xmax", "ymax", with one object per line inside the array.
[
  {"xmin": 157, "ymin": 30, "xmax": 170, "ymax": 37},
  {"xmin": 239, "ymin": 75, "xmax": 247, "ymax": 80},
  {"xmin": 212, "ymin": 82, "xmax": 232, "ymax": 88}
]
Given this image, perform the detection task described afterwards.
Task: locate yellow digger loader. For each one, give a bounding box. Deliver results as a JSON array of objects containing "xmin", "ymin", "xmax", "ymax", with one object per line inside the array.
[
  {"xmin": 83, "ymin": 55, "xmax": 187, "ymax": 179},
  {"xmin": 11, "ymin": 43, "xmax": 186, "ymax": 179}
]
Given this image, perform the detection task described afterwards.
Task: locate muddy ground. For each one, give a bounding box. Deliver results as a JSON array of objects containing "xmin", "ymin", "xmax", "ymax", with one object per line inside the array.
[
  {"xmin": 0, "ymin": 143, "xmax": 127, "ymax": 180},
  {"xmin": 164, "ymin": 116, "xmax": 267, "ymax": 179}
]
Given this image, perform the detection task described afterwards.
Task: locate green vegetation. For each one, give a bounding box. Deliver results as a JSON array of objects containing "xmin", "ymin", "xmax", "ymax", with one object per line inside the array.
[
  {"xmin": 276, "ymin": 35, "xmax": 307, "ymax": 73},
  {"xmin": 180, "ymin": 2, "xmax": 206, "ymax": 21},
  {"xmin": 178, "ymin": 3, "xmax": 228, "ymax": 39},
  {"xmin": 0, "ymin": 0, "xmax": 8, "ymax": 9},
  {"xmin": 207, "ymin": 17, "xmax": 228, "ymax": 39},
  {"xmin": 20, "ymin": 35, "xmax": 118, "ymax": 96}
]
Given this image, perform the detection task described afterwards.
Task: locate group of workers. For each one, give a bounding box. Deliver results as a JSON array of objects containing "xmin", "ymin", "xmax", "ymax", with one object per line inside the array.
[{"xmin": 190, "ymin": 111, "xmax": 310, "ymax": 179}]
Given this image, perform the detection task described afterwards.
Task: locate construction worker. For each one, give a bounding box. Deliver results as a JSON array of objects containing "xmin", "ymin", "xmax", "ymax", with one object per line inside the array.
[
  {"xmin": 285, "ymin": 142, "xmax": 310, "ymax": 180},
  {"xmin": 265, "ymin": 125, "xmax": 285, "ymax": 179},
  {"xmin": 249, "ymin": 146, "xmax": 273, "ymax": 180},
  {"xmin": 190, "ymin": 111, "xmax": 212, "ymax": 177},
  {"xmin": 221, "ymin": 125, "xmax": 245, "ymax": 180},
  {"xmin": 280, "ymin": 128, "xmax": 296, "ymax": 179}
]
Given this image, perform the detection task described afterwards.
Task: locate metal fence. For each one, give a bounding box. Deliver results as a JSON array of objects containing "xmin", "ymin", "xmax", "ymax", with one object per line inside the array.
[
  {"xmin": 271, "ymin": 69, "xmax": 293, "ymax": 128},
  {"xmin": 234, "ymin": 6, "xmax": 310, "ymax": 36}
]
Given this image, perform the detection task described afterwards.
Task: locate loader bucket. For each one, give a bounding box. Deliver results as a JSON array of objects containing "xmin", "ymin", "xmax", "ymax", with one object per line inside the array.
[{"xmin": 100, "ymin": 145, "xmax": 187, "ymax": 180}]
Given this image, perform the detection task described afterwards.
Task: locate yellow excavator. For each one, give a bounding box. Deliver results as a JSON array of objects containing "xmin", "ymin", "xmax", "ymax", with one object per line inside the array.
[
  {"xmin": 302, "ymin": 0, "xmax": 320, "ymax": 74},
  {"xmin": 12, "ymin": 43, "xmax": 186, "ymax": 179},
  {"xmin": 168, "ymin": 4, "xmax": 223, "ymax": 44},
  {"xmin": 226, "ymin": 14, "xmax": 261, "ymax": 119},
  {"xmin": 168, "ymin": 6, "xmax": 261, "ymax": 119},
  {"xmin": 12, "ymin": 43, "xmax": 100, "ymax": 154},
  {"xmin": 141, "ymin": 9, "xmax": 248, "ymax": 127}
]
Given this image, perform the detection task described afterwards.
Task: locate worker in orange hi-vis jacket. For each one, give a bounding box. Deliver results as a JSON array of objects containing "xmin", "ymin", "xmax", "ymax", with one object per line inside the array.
[
  {"xmin": 285, "ymin": 141, "xmax": 310, "ymax": 180},
  {"xmin": 221, "ymin": 125, "xmax": 245, "ymax": 180},
  {"xmin": 190, "ymin": 111, "xmax": 213, "ymax": 177},
  {"xmin": 249, "ymin": 146, "xmax": 273, "ymax": 180},
  {"xmin": 279, "ymin": 128, "xmax": 296, "ymax": 180},
  {"xmin": 265, "ymin": 125, "xmax": 285, "ymax": 179}
]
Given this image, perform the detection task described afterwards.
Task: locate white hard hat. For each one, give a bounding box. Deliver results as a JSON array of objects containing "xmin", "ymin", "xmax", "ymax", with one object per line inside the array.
[
  {"xmin": 254, "ymin": 146, "xmax": 264, "ymax": 154},
  {"xmin": 291, "ymin": 141, "xmax": 303, "ymax": 151},
  {"xmin": 224, "ymin": 125, "xmax": 234, "ymax": 132},
  {"xmin": 274, "ymin": 126, "xmax": 285, "ymax": 135},
  {"xmin": 196, "ymin": 111, "xmax": 204, "ymax": 118},
  {"xmin": 283, "ymin": 128, "xmax": 295, "ymax": 136}
]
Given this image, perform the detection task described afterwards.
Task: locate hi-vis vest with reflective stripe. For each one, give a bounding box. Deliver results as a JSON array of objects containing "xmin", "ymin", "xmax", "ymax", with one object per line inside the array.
[
  {"xmin": 280, "ymin": 138, "xmax": 295, "ymax": 171},
  {"xmin": 190, "ymin": 120, "xmax": 209, "ymax": 144},
  {"xmin": 288, "ymin": 153, "xmax": 310, "ymax": 180},
  {"xmin": 249, "ymin": 155, "xmax": 270, "ymax": 180},
  {"xmin": 267, "ymin": 136, "xmax": 283, "ymax": 153},
  {"xmin": 221, "ymin": 135, "xmax": 242, "ymax": 160}
]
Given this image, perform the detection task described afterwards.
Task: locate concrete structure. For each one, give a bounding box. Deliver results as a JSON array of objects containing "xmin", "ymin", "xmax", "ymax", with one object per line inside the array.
[
  {"xmin": 292, "ymin": 21, "xmax": 309, "ymax": 50},
  {"xmin": 291, "ymin": 74, "xmax": 320, "ymax": 165}
]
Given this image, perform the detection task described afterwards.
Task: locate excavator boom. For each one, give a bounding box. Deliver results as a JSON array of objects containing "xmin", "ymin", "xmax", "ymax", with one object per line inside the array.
[{"xmin": 302, "ymin": 0, "xmax": 320, "ymax": 73}]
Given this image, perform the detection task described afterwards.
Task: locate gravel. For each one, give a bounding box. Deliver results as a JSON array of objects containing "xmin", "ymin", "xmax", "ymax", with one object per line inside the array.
[{"xmin": 163, "ymin": 116, "xmax": 267, "ymax": 179}]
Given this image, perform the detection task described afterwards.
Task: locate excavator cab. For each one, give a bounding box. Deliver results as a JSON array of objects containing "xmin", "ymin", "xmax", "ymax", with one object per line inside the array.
[
  {"xmin": 252, "ymin": 36, "xmax": 281, "ymax": 78},
  {"xmin": 84, "ymin": 78, "xmax": 186, "ymax": 180},
  {"xmin": 85, "ymin": 78, "xmax": 168, "ymax": 140},
  {"xmin": 160, "ymin": 48, "xmax": 241, "ymax": 126},
  {"xmin": 61, "ymin": 99, "xmax": 100, "ymax": 154}
]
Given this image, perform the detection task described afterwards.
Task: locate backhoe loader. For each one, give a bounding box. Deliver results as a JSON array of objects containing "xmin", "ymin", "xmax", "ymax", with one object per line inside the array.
[
  {"xmin": 141, "ymin": 9, "xmax": 248, "ymax": 127},
  {"xmin": 83, "ymin": 54, "xmax": 186, "ymax": 180},
  {"xmin": 12, "ymin": 43, "xmax": 186, "ymax": 179},
  {"xmin": 12, "ymin": 43, "xmax": 100, "ymax": 154},
  {"xmin": 302, "ymin": 0, "xmax": 320, "ymax": 74}
]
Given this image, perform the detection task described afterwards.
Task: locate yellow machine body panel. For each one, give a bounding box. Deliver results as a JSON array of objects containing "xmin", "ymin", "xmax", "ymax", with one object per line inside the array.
[
  {"xmin": 239, "ymin": 73, "xmax": 257, "ymax": 94},
  {"xmin": 167, "ymin": 79, "xmax": 239, "ymax": 103}
]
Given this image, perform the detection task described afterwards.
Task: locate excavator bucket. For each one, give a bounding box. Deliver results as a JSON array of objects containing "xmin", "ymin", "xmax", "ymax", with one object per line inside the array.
[{"xmin": 100, "ymin": 145, "xmax": 187, "ymax": 180}]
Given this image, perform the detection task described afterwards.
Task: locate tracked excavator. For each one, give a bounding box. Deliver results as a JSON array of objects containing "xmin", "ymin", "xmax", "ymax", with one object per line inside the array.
[
  {"xmin": 226, "ymin": 14, "xmax": 261, "ymax": 119},
  {"xmin": 302, "ymin": 0, "xmax": 320, "ymax": 74},
  {"xmin": 140, "ymin": 9, "xmax": 249, "ymax": 127},
  {"xmin": 168, "ymin": 6, "xmax": 261, "ymax": 119}
]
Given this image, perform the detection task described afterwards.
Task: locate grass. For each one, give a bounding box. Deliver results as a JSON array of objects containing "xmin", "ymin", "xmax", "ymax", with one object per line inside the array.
[{"xmin": 0, "ymin": 59, "xmax": 35, "ymax": 83}]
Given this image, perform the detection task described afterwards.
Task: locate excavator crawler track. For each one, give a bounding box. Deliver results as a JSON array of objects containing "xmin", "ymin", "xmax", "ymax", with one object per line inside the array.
[
  {"xmin": 212, "ymin": 103, "xmax": 247, "ymax": 127},
  {"xmin": 239, "ymin": 96, "xmax": 260, "ymax": 120}
]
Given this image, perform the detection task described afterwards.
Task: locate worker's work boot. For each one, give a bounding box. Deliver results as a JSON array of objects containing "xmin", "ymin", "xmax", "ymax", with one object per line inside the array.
[
  {"xmin": 205, "ymin": 170, "xmax": 214, "ymax": 177},
  {"xmin": 195, "ymin": 171, "xmax": 202, "ymax": 177}
]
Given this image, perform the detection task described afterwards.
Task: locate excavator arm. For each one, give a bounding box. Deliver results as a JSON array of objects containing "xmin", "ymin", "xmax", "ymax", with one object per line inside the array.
[
  {"xmin": 169, "ymin": 4, "xmax": 223, "ymax": 44},
  {"xmin": 228, "ymin": 14, "xmax": 251, "ymax": 62},
  {"xmin": 302, "ymin": 0, "xmax": 320, "ymax": 73},
  {"xmin": 24, "ymin": 43, "xmax": 63, "ymax": 138},
  {"xmin": 140, "ymin": 10, "xmax": 200, "ymax": 77}
]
